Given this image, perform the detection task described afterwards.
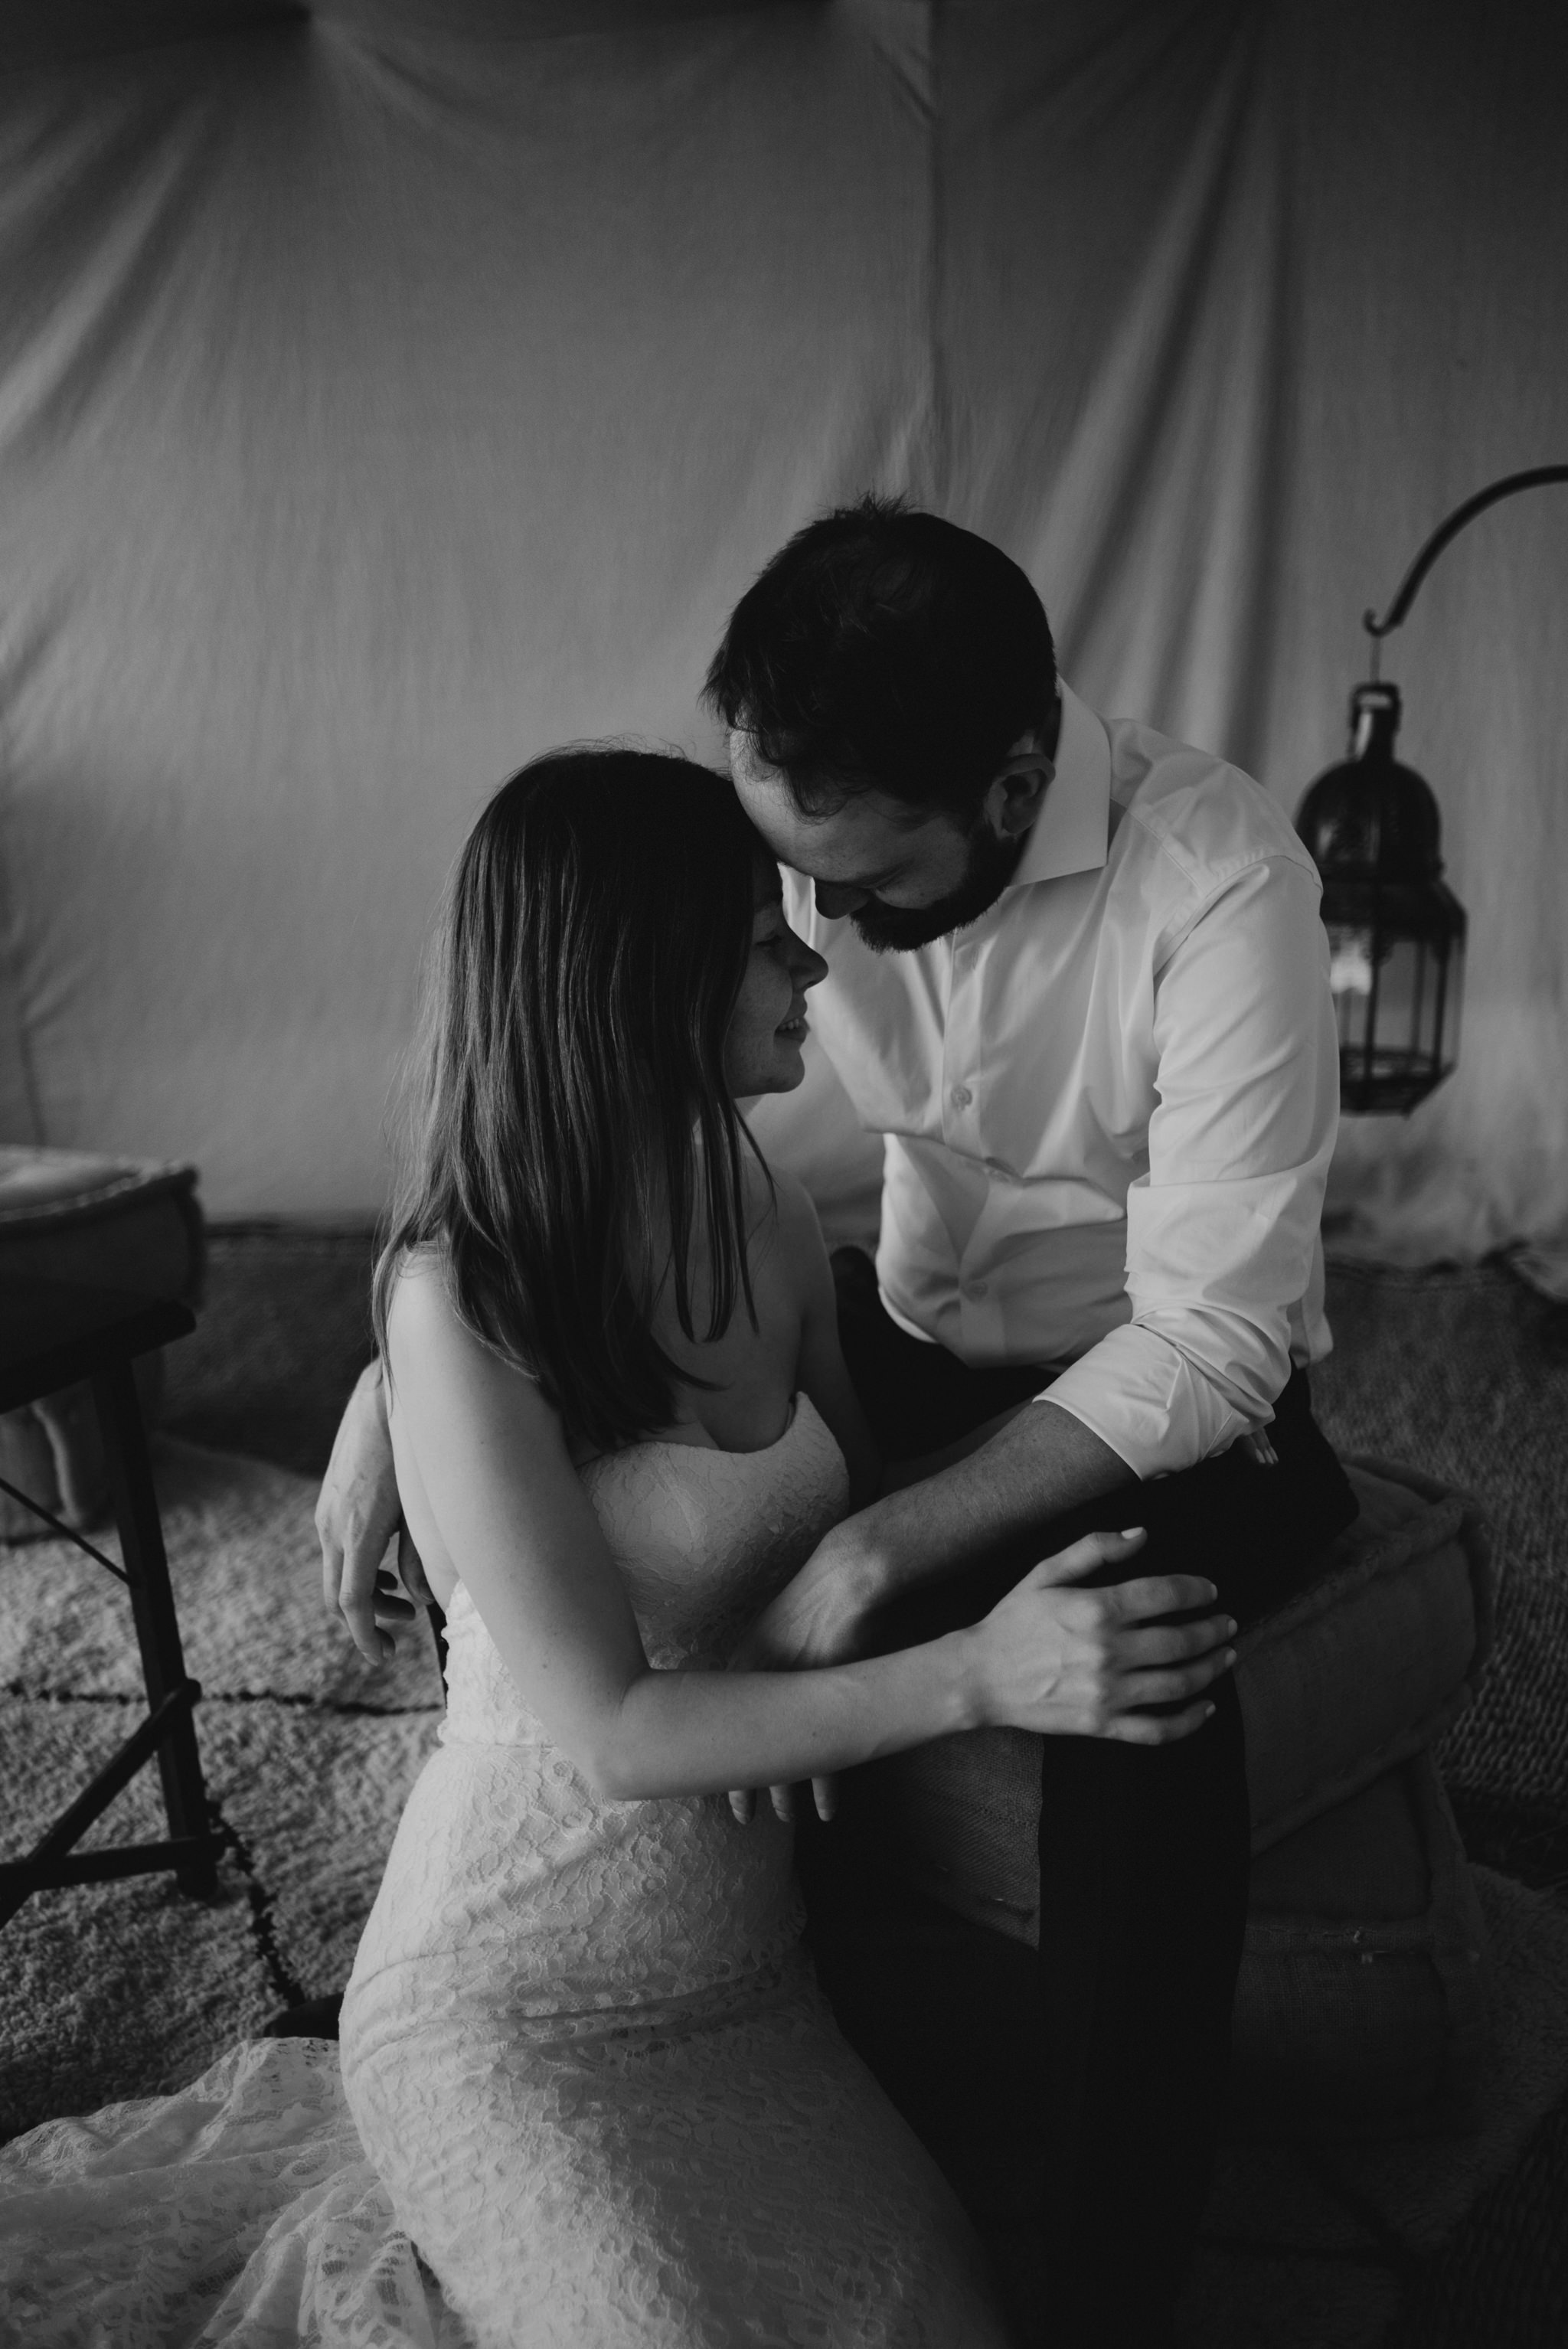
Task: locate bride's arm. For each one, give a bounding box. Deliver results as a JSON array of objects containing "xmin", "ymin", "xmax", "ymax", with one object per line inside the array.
[{"xmin": 386, "ymin": 1264, "xmax": 1229, "ymax": 1801}]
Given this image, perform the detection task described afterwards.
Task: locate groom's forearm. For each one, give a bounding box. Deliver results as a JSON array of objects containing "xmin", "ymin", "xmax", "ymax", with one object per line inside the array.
[{"xmin": 842, "ymin": 1400, "xmax": 1137, "ymax": 1606}]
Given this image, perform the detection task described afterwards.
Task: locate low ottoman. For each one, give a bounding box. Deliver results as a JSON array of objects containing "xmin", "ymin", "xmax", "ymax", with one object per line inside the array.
[
  {"xmin": 0, "ymin": 1147, "xmax": 202, "ymax": 1540},
  {"xmin": 838, "ymin": 1456, "xmax": 1494, "ymax": 2137},
  {"xmin": 1231, "ymin": 1746, "xmax": 1488, "ymax": 2137}
]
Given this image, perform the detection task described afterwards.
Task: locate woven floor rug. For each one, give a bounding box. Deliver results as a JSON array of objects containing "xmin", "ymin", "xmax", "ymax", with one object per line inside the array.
[
  {"xmin": 1, "ymin": 1232, "xmax": 1566, "ymax": 2346},
  {"xmin": 0, "ymin": 1437, "xmax": 445, "ymax": 2140},
  {"xmin": 1311, "ymin": 1257, "xmax": 1568, "ymax": 1885}
]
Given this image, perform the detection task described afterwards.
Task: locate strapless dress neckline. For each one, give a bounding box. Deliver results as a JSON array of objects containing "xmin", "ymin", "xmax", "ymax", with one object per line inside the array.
[
  {"xmin": 595, "ymin": 1390, "xmax": 803, "ymax": 1467},
  {"xmin": 441, "ymin": 1397, "xmax": 828, "ymax": 1637}
]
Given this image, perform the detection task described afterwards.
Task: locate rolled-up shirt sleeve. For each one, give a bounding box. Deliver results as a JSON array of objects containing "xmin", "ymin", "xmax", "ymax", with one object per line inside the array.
[{"xmin": 1042, "ymin": 850, "xmax": 1338, "ymax": 1479}]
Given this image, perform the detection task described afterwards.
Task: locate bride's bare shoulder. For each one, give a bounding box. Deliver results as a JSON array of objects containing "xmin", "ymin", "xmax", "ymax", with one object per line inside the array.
[
  {"xmin": 384, "ymin": 1245, "xmax": 456, "ymax": 1341},
  {"xmin": 384, "ymin": 1249, "xmax": 506, "ymax": 1383},
  {"xmin": 384, "ymin": 1251, "xmax": 559, "ymax": 1465}
]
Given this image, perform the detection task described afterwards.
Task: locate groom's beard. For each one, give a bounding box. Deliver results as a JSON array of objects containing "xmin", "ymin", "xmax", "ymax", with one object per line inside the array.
[{"xmin": 848, "ymin": 822, "xmax": 1027, "ymax": 954}]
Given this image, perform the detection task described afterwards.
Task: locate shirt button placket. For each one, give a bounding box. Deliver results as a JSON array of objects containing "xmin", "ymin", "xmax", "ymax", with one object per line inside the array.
[
  {"xmin": 944, "ymin": 941, "xmax": 982, "ymax": 1144},
  {"xmin": 947, "ymin": 936, "xmax": 988, "ymax": 1350}
]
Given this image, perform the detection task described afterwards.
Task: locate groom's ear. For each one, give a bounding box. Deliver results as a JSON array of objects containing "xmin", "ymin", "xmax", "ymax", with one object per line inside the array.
[{"xmin": 984, "ymin": 735, "xmax": 1055, "ymax": 838}]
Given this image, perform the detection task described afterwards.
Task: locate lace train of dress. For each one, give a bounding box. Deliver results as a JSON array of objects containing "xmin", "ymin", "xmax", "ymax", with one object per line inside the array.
[
  {"xmin": 0, "ymin": 2036, "xmax": 469, "ymax": 2348},
  {"xmin": 0, "ymin": 1398, "xmax": 1012, "ymax": 2347}
]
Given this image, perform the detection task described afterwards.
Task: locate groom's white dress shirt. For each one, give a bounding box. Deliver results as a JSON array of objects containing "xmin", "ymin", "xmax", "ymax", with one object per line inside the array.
[{"xmin": 780, "ymin": 681, "xmax": 1339, "ymax": 1482}]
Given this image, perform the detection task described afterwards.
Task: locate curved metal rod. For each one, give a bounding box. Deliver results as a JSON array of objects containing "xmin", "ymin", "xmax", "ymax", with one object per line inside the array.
[{"xmin": 1363, "ymin": 465, "xmax": 1568, "ymax": 645}]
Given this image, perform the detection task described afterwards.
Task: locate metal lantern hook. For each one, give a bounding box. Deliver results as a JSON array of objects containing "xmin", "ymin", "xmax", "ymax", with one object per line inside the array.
[{"xmin": 1361, "ymin": 465, "xmax": 1568, "ymax": 669}]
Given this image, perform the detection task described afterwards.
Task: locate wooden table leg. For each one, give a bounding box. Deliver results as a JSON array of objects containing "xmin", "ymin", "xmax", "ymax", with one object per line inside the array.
[{"xmin": 91, "ymin": 1357, "xmax": 218, "ymax": 1897}]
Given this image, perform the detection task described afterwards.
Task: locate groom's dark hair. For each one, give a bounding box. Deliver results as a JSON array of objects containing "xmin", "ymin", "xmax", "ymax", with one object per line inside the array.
[{"xmin": 704, "ymin": 494, "xmax": 1056, "ymax": 822}]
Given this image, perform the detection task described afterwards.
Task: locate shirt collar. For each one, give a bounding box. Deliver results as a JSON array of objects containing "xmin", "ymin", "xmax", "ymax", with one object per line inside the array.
[{"xmin": 1009, "ymin": 678, "xmax": 1110, "ymax": 890}]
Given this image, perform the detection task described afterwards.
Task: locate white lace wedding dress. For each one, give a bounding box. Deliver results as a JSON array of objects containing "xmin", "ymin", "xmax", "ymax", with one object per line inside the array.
[{"xmin": 0, "ymin": 1397, "xmax": 1011, "ymax": 2347}]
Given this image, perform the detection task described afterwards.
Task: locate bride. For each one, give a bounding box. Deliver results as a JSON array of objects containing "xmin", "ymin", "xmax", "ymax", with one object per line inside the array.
[{"xmin": 0, "ymin": 745, "xmax": 1232, "ymax": 2349}]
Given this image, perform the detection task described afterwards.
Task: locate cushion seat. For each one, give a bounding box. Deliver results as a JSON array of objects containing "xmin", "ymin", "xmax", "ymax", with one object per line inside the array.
[
  {"xmin": 0, "ymin": 1148, "xmax": 202, "ymax": 1299},
  {"xmin": 835, "ymin": 1456, "xmax": 1494, "ymax": 2137},
  {"xmin": 1230, "ymin": 1748, "xmax": 1489, "ymax": 2136},
  {"xmin": 0, "ymin": 1147, "xmax": 202, "ymax": 1539},
  {"xmin": 841, "ymin": 1457, "xmax": 1492, "ymax": 1943}
]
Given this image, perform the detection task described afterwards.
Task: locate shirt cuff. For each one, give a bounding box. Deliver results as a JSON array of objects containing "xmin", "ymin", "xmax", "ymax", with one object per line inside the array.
[{"xmin": 1038, "ymin": 1324, "xmax": 1255, "ymax": 1482}]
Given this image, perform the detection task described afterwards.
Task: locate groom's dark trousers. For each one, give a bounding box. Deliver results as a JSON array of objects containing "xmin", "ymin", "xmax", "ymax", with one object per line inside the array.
[{"xmin": 795, "ymin": 1250, "xmax": 1358, "ymax": 2348}]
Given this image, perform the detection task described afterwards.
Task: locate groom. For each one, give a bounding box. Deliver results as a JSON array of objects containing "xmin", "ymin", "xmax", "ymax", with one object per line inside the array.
[{"xmin": 318, "ymin": 497, "xmax": 1357, "ymax": 2345}]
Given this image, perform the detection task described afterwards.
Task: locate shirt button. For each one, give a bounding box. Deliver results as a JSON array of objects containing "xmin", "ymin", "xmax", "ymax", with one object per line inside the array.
[
  {"xmin": 950, "ymin": 1084, "xmax": 973, "ymax": 1109},
  {"xmin": 965, "ymin": 1279, "xmax": 989, "ymax": 1302}
]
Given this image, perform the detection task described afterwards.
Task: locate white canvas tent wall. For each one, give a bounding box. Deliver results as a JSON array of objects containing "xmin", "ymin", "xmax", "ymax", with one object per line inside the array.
[{"xmin": 2, "ymin": 0, "xmax": 1565, "ymax": 1273}]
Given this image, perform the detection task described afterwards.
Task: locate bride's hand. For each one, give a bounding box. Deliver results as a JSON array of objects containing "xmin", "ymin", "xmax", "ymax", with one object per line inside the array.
[{"xmin": 972, "ymin": 1527, "xmax": 1237, "ymax": 1741}]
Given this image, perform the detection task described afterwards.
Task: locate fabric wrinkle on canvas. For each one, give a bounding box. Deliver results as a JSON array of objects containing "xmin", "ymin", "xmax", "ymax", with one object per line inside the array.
[{"xmin": 2, "ymin": 8, "xmax": 1562, "ymax": 1277}]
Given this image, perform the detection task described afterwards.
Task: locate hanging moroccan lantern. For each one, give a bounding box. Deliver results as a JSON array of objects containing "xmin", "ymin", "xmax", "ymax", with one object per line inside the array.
[
  {"xmin": 1295, "ymin": 464, "xmax": 1566, "ymax": 1114},
  {"xmin": 1295, "ymin": 681, "xmax": 1465, "ymax": 1114}
]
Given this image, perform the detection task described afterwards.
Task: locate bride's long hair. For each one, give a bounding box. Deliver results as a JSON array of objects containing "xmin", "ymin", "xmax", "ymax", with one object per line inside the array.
[{"xmin": 373, "ymin": 747, "xmax": 769, "ymax": 1453}]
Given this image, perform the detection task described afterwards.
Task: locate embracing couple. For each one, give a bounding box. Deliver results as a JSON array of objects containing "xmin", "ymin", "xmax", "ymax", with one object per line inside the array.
[{"xmin": 318, "ymin": 496, "xmax": 1358, "ymax": 2347}]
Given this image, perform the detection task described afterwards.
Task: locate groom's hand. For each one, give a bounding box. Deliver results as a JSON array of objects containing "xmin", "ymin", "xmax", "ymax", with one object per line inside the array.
[
  {"xmin": 316, "ymin": 1360, "xmax": 433, "ymax": 1665},
  {"xmin": 733, "ymin": 1522, "xmax": 882, "ymax": 1677},
  {"xmin": 724, "ymin": 1532, "xmax": 880, "ymax": 1827}
]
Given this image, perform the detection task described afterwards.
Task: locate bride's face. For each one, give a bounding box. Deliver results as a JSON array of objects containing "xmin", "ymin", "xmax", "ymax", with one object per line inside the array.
[{"xmin": 721, "ymin": 857, "xmax": 828, "ymax": 1098}]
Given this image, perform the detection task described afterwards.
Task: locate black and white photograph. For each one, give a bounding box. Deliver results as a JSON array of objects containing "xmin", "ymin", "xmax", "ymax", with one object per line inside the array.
[{"xmin": 1, "ymin": 3, "xmax": 1566, "ymax": 2344}]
